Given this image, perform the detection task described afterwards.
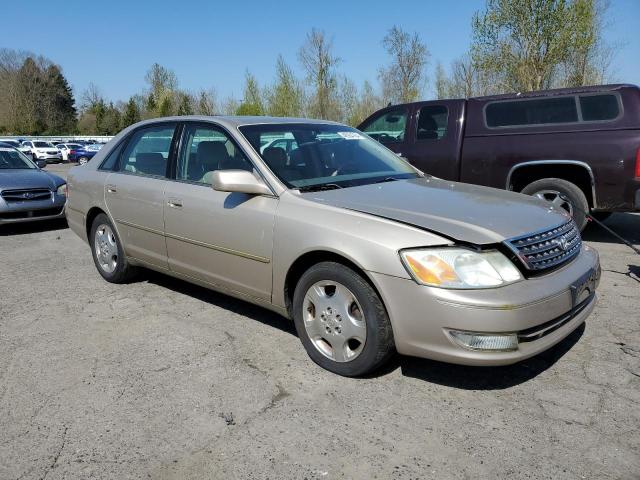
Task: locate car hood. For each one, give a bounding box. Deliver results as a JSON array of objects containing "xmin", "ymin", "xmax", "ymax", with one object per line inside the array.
[
  {"xmin": 303, "ymin": 177, "xmax": 570, "ymax": 245},
  {"xmin": 0, "ymin": 169, "xmax": 65, "ymax": 191}
]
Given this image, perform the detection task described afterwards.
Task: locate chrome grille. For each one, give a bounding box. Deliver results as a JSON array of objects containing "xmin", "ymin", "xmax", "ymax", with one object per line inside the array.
[
  {"xmin": 504, "ymin": 220, "xmax": 581, "ymax": 272},
  {"xmin": 1, "ymin": 188, "xmax": 52, "ymax": 202}
]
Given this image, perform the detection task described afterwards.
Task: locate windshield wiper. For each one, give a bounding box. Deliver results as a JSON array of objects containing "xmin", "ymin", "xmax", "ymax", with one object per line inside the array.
[
  {"xmin": 374, "ymin": 177, "xmax": 401, "ymax": 184},
  {"xmin": 297, "ymin": 183, "xmax": 343, "ymax": 192}
]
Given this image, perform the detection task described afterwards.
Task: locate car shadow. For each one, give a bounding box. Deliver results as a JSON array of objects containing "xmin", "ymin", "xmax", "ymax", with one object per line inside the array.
[
  {"xmin": 375, "ymin": 323, "xmax": 585, "ymax": 389},
  {"xmin": 143, "ymin": 270, "xmax": 296, "ymax": 336},
  {"xmin": 582, "ymin": 213, "xmax": 639, "ymax": 245},
  {"xmin": 0, "ymin": 218, "xmax": 68, "ymax": 236}
]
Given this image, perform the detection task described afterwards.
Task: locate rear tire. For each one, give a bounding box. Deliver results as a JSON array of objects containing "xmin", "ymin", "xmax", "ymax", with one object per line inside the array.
[
  {"xmin": 90, "ymin": 213, "xmax": 137, "ymax": 283},
  {"xmin": 78, "ymin": 156, "xmax": 89, "ymax": 165},
  {"xmin": 521, "ymin": 178, "xmax": 589, "ymax": 231},
  {"xmin": 292, "ymin": 261, "xmax": 395, "ymax": 377}
]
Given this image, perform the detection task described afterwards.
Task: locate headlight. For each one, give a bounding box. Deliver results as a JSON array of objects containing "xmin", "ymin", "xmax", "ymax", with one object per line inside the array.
[
  {"xmin": 400, "ymin": 247, "xmax": 522, "ymax": 289},
  {"xmin": 56, "ymin": 184, "xmax": 67, "ymax": 196}
]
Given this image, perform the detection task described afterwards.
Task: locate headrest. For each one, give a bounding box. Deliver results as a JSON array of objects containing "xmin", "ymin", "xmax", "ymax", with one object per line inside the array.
[
  {"xmin": 262, "ymin": 146, "xmax": 288, "ymax": 169},
  {"xmin": 135, "ymin": 152, "xmax": 166, "ymax": 176},
  {"xmin": 197, "ymin": 141, "xmax": 229, "ymax": 170}
]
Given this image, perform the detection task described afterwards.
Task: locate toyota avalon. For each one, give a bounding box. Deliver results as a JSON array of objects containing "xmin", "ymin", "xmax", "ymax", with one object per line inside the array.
[{"xmin": 65, "ymin": 117, "xmax": 600, "ymax": 376}]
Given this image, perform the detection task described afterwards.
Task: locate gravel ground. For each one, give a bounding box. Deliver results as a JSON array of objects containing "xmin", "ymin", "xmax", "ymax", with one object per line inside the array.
[{"xmin": 1, "ymin": 164, "xmax": 639, "ymax": 479}]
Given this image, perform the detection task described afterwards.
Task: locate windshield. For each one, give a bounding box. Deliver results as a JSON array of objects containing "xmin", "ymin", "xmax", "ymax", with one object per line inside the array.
[
  {"xmin": 0, "ymin": 148, "xmax": 37, "ymax": 169},
  {"xmin": 239, "ymin": 123, "xmax": 420, "ymax": 190},
  {"xmin": 33, "ymin": 141, "xmax": 53, "ymax": 148}
]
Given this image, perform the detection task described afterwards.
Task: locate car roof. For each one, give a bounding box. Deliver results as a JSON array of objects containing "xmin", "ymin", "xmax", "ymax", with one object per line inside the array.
[{"xmin": 130, "ymin": 115, "xmax": 343, "ymax": 130}]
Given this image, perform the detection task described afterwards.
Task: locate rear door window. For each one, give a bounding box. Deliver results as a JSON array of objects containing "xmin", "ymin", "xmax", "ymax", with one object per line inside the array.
[
  {"xmin": 416, "ymin": 105, "xmax": 448, "ymax": 140},
  {"xmin": 360, "ymin": 108, "xmax": 408, "ymax": 144},
  {"xmin": 579, "ymin": 94, "xmax": 620, "ymax": 121},
  {"xmin": 119, "ymin": 124, "xmax": 176, "ymax": 177}
]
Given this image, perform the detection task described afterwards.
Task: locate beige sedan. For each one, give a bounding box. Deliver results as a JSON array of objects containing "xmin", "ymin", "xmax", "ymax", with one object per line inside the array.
[{"xmin": 66, "ymin": 116, "xmax": 599, "ymax": 376}]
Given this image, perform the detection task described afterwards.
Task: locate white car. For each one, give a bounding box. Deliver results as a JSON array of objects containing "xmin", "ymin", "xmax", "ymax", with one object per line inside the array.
[
  {"xmin": 20, "ymin": 141, "xmax": 63, "ymax": 163},
  {"xmin": 56, "ymin": 143, "xmax": 84, "ymax": 162}
]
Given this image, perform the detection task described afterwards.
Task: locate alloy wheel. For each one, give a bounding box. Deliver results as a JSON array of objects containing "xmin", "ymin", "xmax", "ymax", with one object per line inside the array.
[
  {"xmin": 533, "ymin": 189, "xmax": 574, "ymax": 216},
  {"xmin": 94, "ymin": 224, "xmax": 118, "ymax": 273}
]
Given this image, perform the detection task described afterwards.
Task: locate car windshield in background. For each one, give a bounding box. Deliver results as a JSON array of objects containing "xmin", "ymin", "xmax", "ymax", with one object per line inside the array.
[
  {"xmin": 33, "ymin": 141, "xmax": 53, "ymax": 148},
  {"xmin": 0, "ymin": 148, "xmax": 36, "ymax": 169},
  {"xmin": 239, "ymin": 123, "xmax": 419, "ymax": 191}
]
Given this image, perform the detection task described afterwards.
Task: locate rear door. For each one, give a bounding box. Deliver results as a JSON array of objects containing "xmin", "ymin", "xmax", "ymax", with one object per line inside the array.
[
  {"xmin": 400, "ymin": 100, "xmax": 464, "ymax": 180},
  {"xmin": 104, "ymin": 122, "xmax": 177, "ymax": 269}
]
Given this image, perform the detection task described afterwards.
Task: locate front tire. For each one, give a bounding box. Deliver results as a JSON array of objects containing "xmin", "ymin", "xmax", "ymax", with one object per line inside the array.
[
  {"xmin": 90, "ymin": 213, "xmax": 137, "ymax": 283},
  {"xmin": 292, "ymin": 261, "xmax": 395, "ymax": 377},
  {"xmin": 521, "ymin": 178, "xmax": 589, "ymax": 231}
]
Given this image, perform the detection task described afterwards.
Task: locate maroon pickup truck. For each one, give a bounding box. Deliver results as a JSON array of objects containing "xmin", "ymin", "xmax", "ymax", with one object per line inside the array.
[{"xmin": 359, "ymin": 83, "xmax": 640, "ymax": 230}]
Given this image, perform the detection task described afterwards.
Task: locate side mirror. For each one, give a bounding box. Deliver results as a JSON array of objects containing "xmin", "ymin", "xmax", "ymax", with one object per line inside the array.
[
  {"xmin": 211, "ymin": 170, "xmax": 271, "ymax": 196},
  {"xmin": 36, "ymin": 160, "xmax": 47, "ymax": 168}
]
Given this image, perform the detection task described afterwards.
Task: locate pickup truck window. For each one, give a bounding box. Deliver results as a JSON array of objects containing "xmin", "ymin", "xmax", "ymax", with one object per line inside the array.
[
  {"xmin": 360, "ymin": 108, "xmax": 407, "ymax": 144},
  {"xmin": 579, "ymin": 94, "xmax": 620, "ymax": 121},
  {"xmin": 417, "ymin": 105, "xmax": 448, "ymax": 140},
  {"xmin": 485, "ymin": 96, "xmax": 578, "ymax": 128}
]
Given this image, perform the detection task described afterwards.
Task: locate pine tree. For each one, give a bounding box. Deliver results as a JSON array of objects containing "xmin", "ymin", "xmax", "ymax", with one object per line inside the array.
[{"xmin": 122, "ymin": 97, "xmax": 141, "ymax": 127}]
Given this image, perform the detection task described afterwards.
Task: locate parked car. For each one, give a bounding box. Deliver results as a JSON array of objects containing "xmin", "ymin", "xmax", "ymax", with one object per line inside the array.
[
  {"xmin": 68, "ymin": 145, "xmax": 99, "ymax": 165},
  {"xmin": 57, "ymin": 143, "xmax": 84, "ymax": 162},
  {"xmin": 0, "ymin": 143, "xmax": 66, "ymax": 225},
  {"xmin": 19, "ymin": 140, "xmax": 63, "ymax": 163},
  {"xmin": 359, "ymin": 83, "xmax": 640, "ymax": 230},
  {"xmin": 66, "ymin": 116, "xmax": 599, "ymax": 377},
  {"xmin": 0, "ymin": 139, "xmax": 21, "ymax": 149}
]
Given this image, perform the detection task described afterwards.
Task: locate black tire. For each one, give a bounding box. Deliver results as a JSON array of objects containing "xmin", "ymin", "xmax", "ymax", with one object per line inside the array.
[
  {"xmin": 78, "ymin": 156, "xmax": 89, "ymax": 165},
  {"xmin": 521, "ymin": 178, "xmax": 590, "ymax": 231},
  {"xmin": 89, "ymin": 213, "xmax": 137, "ymax": 283},
  {"xmin": 292, "ymin": 261, "xmax": 395, "ymax": 377}
]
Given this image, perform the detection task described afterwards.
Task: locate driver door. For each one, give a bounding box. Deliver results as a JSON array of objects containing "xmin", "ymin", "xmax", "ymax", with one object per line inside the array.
[
  {"xmin": 163, "ymin": 122, "xmax": 278, "ymax": 300},
  {"xmin": 359, "ymin": 106, "xmax": 411, "ymax": 157}
]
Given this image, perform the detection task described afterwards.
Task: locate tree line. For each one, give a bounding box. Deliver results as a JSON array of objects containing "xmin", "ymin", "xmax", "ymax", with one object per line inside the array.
[{"xmin": 0, "ymin": 0, "xmax": 617, "ymax": 136}]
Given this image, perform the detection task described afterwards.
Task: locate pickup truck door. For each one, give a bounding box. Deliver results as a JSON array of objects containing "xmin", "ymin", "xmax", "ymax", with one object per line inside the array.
[
  {"xmin": 400, "ymin": 100, "xmax": 465, "ymax": 181},
  {"xmin": 358, "ymin": 105, "xmax": 412, "ymax": 157}
]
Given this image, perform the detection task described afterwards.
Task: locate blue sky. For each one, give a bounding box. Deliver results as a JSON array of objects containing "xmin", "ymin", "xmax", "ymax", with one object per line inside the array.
[{"xmin": 4, "ymin": 0, "xmax": 640, "ymax": 103}]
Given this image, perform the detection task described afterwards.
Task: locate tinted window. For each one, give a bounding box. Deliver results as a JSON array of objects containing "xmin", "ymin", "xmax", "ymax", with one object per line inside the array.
[
  {"xmin": 360, "ymin": 108, "xmax": 408, "ymax": 143},
  {"xmin": 580, "ymin": 94, "xmax": 619, "ymax": 121},
  {"xmin": 417, "ymin": 105, "xmax": 448, "ymax": 140},
  {"xmin": 176, "ymin": 124, "xmax": 253, "ymax": 184},
  {"xmin": 120, "ymin": 124, "xmax": 175, "ymax": 177},
  {"xmin": 486, "ymin": 97, "xmax": 578, "ymax": 127}
]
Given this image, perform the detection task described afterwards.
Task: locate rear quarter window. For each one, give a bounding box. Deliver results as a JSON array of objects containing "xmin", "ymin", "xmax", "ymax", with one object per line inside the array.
[{"xmin": 579, "ymin": 94, "xmax": 620, "ymax": 121}]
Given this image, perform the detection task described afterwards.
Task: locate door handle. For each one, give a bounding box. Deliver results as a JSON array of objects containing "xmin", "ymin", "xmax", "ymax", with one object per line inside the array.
[
  {"xmin": 106, "ymin": 184, "xmax": 117, "ymax": 193},
  {"xmin": 167, "ymin": 198, "xmax": 183, "ymax": 208}
]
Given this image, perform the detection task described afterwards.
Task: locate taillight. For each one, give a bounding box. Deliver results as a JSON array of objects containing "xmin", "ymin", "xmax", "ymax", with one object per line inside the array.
[
  {"xmin": 69, "ymin": 150, "xmax": 76, "ymax": 155},
  {"xmin": 636, "ymin": 148, "xmax": 640, "ymax": 178}
]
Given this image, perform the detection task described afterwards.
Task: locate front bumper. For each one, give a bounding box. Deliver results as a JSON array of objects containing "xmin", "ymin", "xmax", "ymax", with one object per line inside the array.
[
  {"xmin": 0, "ymin": 194, "xmax": 67, "ymax": 225},
  {"xmin": 370, "ymin": 245, "xmax": 600, "ymax": 366}
]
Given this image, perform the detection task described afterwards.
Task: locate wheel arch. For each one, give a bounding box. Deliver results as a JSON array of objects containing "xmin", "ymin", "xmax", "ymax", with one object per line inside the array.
[
  {"xmin": 506, "ymin": 160, "xmax": 597, "ymax": 208},
  {"xmin": 283, "ymin": 250, "xmax": 387, "ymax": 320},
  {"xmin": 85, "ymin": 206, "xmax": 107, "ymax": 240}
]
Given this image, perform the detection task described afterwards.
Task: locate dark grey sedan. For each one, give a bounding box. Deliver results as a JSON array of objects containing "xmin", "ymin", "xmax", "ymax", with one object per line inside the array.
[{"xmin": 0, "ymin": 144, "xmax": 67, "ymax": 225}]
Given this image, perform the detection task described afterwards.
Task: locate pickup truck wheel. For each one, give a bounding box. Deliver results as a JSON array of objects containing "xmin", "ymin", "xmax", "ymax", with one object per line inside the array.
[
  {"xmin": 292, "ymin": 261, "xmax": 395, "ymax": 377},
  {"xmin": 521, "ymin": 178, "xmax": 589, "ymax": 231}
]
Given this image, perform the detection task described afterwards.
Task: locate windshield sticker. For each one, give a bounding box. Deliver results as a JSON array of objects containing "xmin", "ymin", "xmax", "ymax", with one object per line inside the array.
[{"xmin": 337, "ymin": 131, "xmax": 363, "ymax": 140}]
